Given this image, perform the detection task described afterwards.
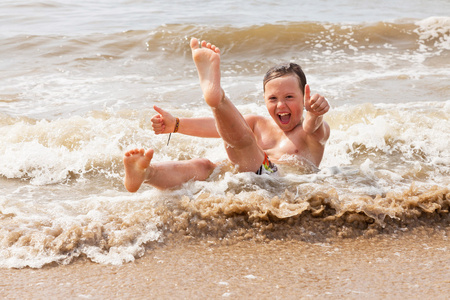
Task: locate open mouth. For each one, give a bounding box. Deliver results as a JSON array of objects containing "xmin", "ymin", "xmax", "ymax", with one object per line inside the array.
[{"xmin": 278, "ymin": 113, "xmax": 291, "ymax": 124}]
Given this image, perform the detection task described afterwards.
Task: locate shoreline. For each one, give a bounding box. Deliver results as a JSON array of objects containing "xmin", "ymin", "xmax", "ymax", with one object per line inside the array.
[{"xmin": 2, "ymin": 231, "xmax": 449, "ymax": 299}]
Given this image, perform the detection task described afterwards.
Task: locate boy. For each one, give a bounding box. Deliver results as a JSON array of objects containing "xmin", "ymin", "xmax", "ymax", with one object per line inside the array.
[{"xmin": 123, "ymin": 38, "xmax": 330, "ymax": 192}]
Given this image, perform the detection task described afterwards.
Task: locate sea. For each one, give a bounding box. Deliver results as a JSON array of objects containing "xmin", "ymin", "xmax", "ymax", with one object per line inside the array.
[{"xmin": 0, "ymin": 0, "xmax": 449, "ymax": 290}]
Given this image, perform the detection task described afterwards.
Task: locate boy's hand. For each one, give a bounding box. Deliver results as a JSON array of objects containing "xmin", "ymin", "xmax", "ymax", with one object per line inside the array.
[
  {"xmin": 151, "ymin": 105, "xmax": 176, "ymax": 134},
  {"xmin": 304, "ymin": 84, "xmax": 329, "ymax": 116}
]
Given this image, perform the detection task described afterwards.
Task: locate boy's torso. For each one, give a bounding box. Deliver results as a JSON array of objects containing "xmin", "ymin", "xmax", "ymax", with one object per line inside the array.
[{"xmin": 251, "ymin": 116, "xmax": 324, "ymax": 167}]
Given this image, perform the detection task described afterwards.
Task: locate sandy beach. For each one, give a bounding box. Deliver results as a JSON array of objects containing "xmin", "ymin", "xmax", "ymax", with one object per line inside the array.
[{"xmin": 2, "ymin": 228, "xmax": 449, "ymax": 299}]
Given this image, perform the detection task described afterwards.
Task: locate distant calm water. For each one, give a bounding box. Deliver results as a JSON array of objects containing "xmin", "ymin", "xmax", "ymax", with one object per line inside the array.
[{"xmin": 0, "ymin": 0, "xmax": 449, "ymax": 268}]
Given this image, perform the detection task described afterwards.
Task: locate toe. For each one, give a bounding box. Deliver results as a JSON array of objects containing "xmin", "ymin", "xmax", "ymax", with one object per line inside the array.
[{"xmin": 190, "ymin": 38, "xmax": 199, "ymax": 50}]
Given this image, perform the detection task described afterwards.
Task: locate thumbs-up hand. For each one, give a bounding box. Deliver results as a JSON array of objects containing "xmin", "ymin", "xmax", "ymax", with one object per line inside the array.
[
  {"xmin": 151, "ymin": 105, "xmax": 176, "ymax": 134},
  {"xmin": 304, "ymin": 84, "xmax": 329, "ymax": 116}
]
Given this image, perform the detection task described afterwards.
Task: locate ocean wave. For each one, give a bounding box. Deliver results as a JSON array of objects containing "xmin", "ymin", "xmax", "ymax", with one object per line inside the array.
[
  {"xmin": 0, "ymin": 101, "xmax": 448, "ymax": 268},
  {"xmin": 143, "ymin": 17, "xmax": 450, "ymax": 57},
  {"xmin": 3, "ymin": 17, "xmax": 448, "ymax": 63},
  {"xmin": 0, "ymin": 182, "xmax": 448, "ymax": 268},
  {"xmin": 0, "ymin": 192, "xmax": 162, "ymax": 268},
  {"xmin": 161, "ymin": 183, "xmax": 449, "ymax": 239},
  {"xmin": 1, "ymin": 99, "xmax": 448, "ymax": 186}
]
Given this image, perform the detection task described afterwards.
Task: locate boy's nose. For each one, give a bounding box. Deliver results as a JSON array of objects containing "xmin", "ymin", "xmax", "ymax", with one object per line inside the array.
[{"xmin": 277, "ymin": 100, "xmax": 287, "ymax": 109}]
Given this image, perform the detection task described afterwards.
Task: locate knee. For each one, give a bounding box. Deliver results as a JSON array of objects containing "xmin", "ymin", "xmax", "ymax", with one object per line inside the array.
[{"xmin": 192, "ymin": 158, "xmax": 216, "ymax": 174}]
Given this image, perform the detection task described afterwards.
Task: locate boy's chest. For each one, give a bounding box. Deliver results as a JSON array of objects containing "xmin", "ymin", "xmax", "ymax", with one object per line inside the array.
[{"xmin": 257, "ymin": 130, "xmax": 310, "ymax": 159}]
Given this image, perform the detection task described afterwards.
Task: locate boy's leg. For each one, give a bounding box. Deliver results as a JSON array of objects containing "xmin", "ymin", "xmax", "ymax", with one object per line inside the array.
[
  {"xmin": 190, "ymin": 38, "xmax": 265, "ymax": 172},
  {"xmin": 123, "ymin": 148, "xmax": 216, "ymax": 192}
]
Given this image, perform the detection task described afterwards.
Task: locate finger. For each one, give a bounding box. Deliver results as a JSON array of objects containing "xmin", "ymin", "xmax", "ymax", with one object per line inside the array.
[
  {"xmin": 309, "ymin": 95, "xmax": 322, "ymax": 110},
  {"xmin": 151, "ymin": 120, "xmax": 165, "ymax": 133},
  {"xmin": 317, "ymin": 98, "xmax": 329, "ymax": 112},
  {"xmin": 321, "ymin": 106, "xmax": 330, "ymax": 114},
  {"xmin": 153, "ymin": 105, "xmax": 168, "ymax": 116},
  {"xmin": 150, "ymin": 114, "xmax": 162, "ymax": 122},
  {"xmin": 307, "ymin": 98, "xmax": 319, "ymax": 113},
  {"xmin": 151, "ymin": 117, "xmax": 165, "ymax": 131},
  {"xmin": 315, "ymin": 101, "xmax": 330, "ymax": 115},
  {"xmin": 304, "ymin": 84, "xmax": 311, "ymax": 102},
  {"xmin": 321, "ymin": 101, "xmax": 330, "ymax": 113},
  {"xmin": 314, "ymin": 108, "xmax": 328, "ymax": 116},
  {"xmin": 313, "ymin": 104, "xmax": 324, "ymax": 112},
  {"xmin": 151, "ymin": 121, "xmax": 163, "ymax": 130},
  {"xmin": 152, "ymin": 127, "xmax": 165, "ymax": 135},
  {"xmin": 304, "ymin": 84, "xmax": 312, "ymax": 111}
]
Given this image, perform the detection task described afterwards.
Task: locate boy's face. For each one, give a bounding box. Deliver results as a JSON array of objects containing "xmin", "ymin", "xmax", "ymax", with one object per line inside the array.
[{"xmin": 264, "ymin": 74, "xmax": 304, "ymax": 132}]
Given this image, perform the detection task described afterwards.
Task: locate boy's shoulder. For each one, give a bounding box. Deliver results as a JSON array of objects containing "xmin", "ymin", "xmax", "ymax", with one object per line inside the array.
[
  {"xmin": 244, "ymin": 114, "xmax": 271, "ymax": 129},
  {"xmin": 245, "ymin": 114, "xmax": 276, "ymax": 123}
]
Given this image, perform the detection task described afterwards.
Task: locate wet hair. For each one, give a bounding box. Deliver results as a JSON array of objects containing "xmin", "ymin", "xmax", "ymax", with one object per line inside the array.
[{"xmin": 263, "ymin": 63, "xmax": 307, "ymax": 93}]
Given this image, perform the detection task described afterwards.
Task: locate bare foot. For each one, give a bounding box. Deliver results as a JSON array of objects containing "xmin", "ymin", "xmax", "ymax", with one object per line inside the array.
[
  {"xmin": 190, "ymin": 38, "xmax": 224, "ymax": 108},
  {"xmin": 123, "ymin": 148, "xmax": 154, "ymax": 192}
]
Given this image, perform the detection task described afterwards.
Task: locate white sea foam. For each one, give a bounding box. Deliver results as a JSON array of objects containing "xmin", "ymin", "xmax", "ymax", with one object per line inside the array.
[
  {"xmin": 415, "ymin": 16, "xmax": 450, "ymax": 50},
  {"xmin": 0, "ymin": 190, "xmax": 163, "ymax": 268}
]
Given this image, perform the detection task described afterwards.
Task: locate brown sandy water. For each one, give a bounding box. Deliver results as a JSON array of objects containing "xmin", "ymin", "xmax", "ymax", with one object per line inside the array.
[{"xmin": 2, "ymin": 228, "xmax": 449, "ymax": 299}]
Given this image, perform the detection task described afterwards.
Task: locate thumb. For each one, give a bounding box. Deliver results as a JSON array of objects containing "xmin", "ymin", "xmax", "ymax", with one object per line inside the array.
[
  {"xmin": 304, "ymin": 84, "xmax": 311, "ymax": 111},
  {"xmin": 153, "ymin": 105, "xmax": 170, "ymax": 117}
]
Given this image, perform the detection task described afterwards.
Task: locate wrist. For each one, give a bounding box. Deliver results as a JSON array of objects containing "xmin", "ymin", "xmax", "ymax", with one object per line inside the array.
[{"xmin": 173, "ymin": 118, "xmax": 180, "ymax": 133}]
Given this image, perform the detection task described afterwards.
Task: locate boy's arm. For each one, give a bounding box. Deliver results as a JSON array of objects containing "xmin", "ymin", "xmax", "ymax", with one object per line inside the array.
[
  {"xmin": 151, "ymin": 105, "xmax": 220, "ymax": 138},
  {"xmin": 302, "ymin": 84, "xmax": 330, "ymax": 144}
]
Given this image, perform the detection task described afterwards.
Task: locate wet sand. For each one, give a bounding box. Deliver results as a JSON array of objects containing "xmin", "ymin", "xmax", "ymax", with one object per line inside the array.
[{"xmin": 2, "ymin": 230, "xmax": 449, "ymax": 299}]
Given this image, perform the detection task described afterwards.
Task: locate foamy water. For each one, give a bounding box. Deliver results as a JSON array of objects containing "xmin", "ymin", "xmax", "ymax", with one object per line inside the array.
[{"xmin": 0, "ymin": 1, "xmax": 449, "ymax": 268}]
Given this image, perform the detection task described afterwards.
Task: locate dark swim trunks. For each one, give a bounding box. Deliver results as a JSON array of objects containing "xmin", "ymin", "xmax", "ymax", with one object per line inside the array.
[{"xmin": 255, "ymin": 153, "xmax": 278, "ymax": 175}]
